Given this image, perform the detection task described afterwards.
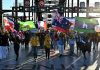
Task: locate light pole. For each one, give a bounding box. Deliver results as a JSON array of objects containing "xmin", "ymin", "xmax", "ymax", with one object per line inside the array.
[
  {"xmin": 32, "ymin": 0, "xmax": 33, "ymax": 21},
  {"xmin": 0, "ymin": 0, "xmax": 2, "ymax": 27},
  {"xmin": 86, "ymin": 0, "xmax": 89, "ymax": 17},
  {"xmin": 68, "ymin": 0, "xmax": 69, "ymax": 18},
  {"xmin": 2, "ymin": 13, "xmax": 4, "ymax": 28},
  {"xmin": 71, "ymin": 0, "xmax": 73, "ymax": 18},
  {"xmin": 15, "ymin": 0, "xmax": 18, "ymax": 23},
  {"xmin": 77, "ymin": 0, "xmax": 79, "ymax": 17}
]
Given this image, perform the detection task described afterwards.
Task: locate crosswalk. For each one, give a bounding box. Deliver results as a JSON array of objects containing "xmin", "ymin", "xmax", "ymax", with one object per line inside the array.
[
  {"xmin": 80, "ymin": 48, "xmax": 100, "ymax": 70},
  {"xmin": 1, "ymin": 42, "xmax": 100, "ymax": 70}
]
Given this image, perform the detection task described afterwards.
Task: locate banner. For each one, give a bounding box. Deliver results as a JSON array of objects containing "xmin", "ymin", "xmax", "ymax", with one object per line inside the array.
[
  {"xmin": 18, "ymin": 21, "xmax": 36, "ymax": 31},
  {"xmin": 75, "ymin": 17, "xmax": 99, "ymax": 33}
]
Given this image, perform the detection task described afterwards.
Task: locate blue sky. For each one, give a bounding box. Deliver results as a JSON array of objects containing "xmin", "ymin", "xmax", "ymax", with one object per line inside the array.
[
  {"xmin": 2, "ymin": 0, "xmax": 100, "ymax": 10},
  {"xmin": 3, "ymin": 0, "xmax": 23, "ymax": 10}
]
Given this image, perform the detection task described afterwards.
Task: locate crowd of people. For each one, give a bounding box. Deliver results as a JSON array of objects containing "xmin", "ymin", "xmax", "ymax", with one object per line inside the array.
[{"xmin": 0, "ymin": 28, "xmax": 99, "ymax": 61}]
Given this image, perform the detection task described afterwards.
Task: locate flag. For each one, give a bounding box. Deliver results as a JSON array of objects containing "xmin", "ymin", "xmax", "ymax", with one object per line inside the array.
[
  {"xmin": 8, "ymin": 18, "xmax": 14, "ymax": 28},
  {"xmin": 52, "ymin": 17, "xmax": 71, "ymax": 33},
  {"xmin": 18, "ymin": 21, "xmax": 36, "ymax": 31},
  {"xmin": 52, "ymin": 10, "xmax": 71, "ymax": 33},
  {"xmin": 75, "ymin": 17, "xmax": 99, "ymax": 33},
  {"xmin": 3, "ymin": 17, "xmax": 15, "ymax": 31},
  {"xmin": 38, "ymin": 21, "xmax": 47, "ymax": 30},
  {"xmin": 75, "ymin": 17, "xmax": 99, "ymax": 29}
]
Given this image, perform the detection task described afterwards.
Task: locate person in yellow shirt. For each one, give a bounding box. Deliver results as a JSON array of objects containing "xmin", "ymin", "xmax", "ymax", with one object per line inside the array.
[
  {"xmin": 30, "ymin": 33, "xmax": 39, "ymax": 61},
  {"xmin": 44, "ymin": 33, "xmax": 51, "ymax": 59}
]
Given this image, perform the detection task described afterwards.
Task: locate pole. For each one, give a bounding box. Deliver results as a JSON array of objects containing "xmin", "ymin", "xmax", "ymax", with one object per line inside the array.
[
  {"xmin": 12, "ymin": 7, "xmax": 14, "ymax": 20},
  {"xmin": 15, "ymin": 0, "xmax": 18, "ymax": 23},
  {"xmin": 77, "ymin": 0, "xmax": 79, "ymax": 17},
  {"xmin": 86, "ymin": 0, "xmax": 89, "ymax": 17},
  {"xmin": 2, "ymin": 13, "xmax": 3, "ymax": 28},
  {"xmin": 0, "ymin": 0, "xmax": 2, "ymax": 28},
  {"xmin": 65, "ymin": 0, "xmax": 67, "ymax": 17},
  {"xmin": 71, "ymin": 0, "xmax": 73, "ymax": 18},
  {"xmin": 68, "ymin": 0, "xmax": 69, "ymax": 18},
  {"xmin": 32, "ymin": 0, "xmax": 33, "ymax": 21},
  {"xmin": 24, "ymin": 0, "xmax": 26, "ymax": 21},
  {"xmin": 29, "ymin": 0, "xmax": 30, "ymax": 20}
]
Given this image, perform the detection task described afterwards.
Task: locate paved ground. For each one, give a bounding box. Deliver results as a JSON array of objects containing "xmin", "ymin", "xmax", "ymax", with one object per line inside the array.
[{"xmin": 0, "ymin": 43, "xmax": 100, "ymax": 70}]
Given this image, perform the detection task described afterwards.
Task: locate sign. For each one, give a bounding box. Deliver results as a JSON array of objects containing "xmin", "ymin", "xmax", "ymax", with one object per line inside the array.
[
  {"xmin": 24, "ymin": 0, "xmax": 30, "ymax": 8},
  {"xmin": 75, "ymin": 17, "xmax": 99, "ymax": 29}
]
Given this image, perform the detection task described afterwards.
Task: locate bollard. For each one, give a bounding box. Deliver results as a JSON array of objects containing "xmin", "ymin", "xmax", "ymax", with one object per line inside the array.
[
  {"xmin": 61, "ymin": 64, "xmax": 65, "ymax": 70},
  {"xmin": 51, "ymin": 64, "xmax": 54, "ymax": 70}
]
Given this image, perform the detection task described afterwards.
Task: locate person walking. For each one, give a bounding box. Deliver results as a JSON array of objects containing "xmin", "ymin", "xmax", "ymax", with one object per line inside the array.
[
  {"xmin": 13, "ymin": 34, "xmax": 20, "ymax": 61},
  {"xmin": 30, "ymin": 33, "xmax": 39, "ymax": 61},
  {"xmin": 44, "ymin": 33, "xmax": 51, "ymax": 59},
  {"xmin": 0, "ymin": 29, "xmax": 9, "ymax": 60},
  {"xmin": 57, "ymin": 33, "xmax": 64, "ymax": 57},
  {"xmin": 68, "ymin": 31, "xmax": 75, "ymax": 56}
]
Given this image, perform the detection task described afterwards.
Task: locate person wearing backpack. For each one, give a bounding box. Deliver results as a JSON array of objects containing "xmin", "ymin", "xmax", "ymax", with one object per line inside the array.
[
  {"xmin": 44, "ymin": 33, "xmax": 51, "ymax": 59},
  {"xmin": 30, "ymin": 33, "xmax": 39, "ymax": 61},
  {"xmin": 57, "ymin": 33, "xmax": 64, "ymax": 57}
]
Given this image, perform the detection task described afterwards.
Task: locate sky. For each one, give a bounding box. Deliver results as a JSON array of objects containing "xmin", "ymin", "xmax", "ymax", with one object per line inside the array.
[
  {"xmin": 2, "ymin": 0, "xmax": 100, "ymax": 10},
  {"xmin": 3, "ymin": 0, "xmax": 23, "ymax": 10}
]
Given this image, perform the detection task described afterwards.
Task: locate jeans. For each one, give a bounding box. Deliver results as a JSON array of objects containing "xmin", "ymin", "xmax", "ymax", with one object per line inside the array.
[
  {"xmin": 32, "ymin": 47, "xmax": 38, "ymax": 59},
  {"xmin": 58, "ymin": 44, "xmax": 64, "ymax": 55},
  {"xmin": 45, "ymin": 48, "xmax": 50, "ymax": 59}
]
